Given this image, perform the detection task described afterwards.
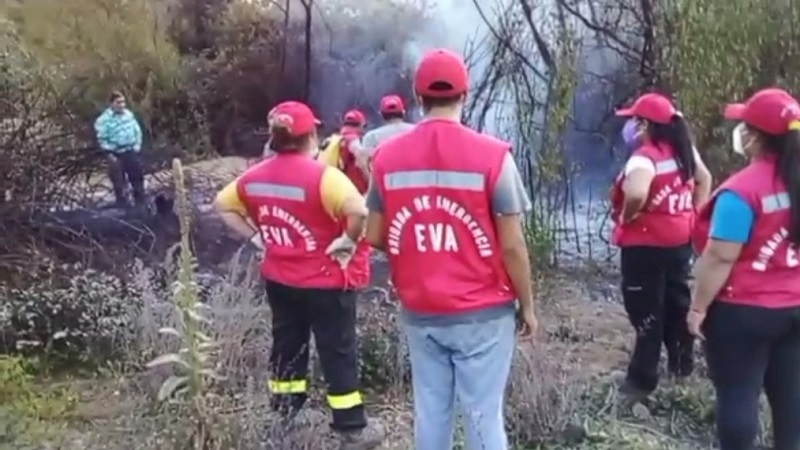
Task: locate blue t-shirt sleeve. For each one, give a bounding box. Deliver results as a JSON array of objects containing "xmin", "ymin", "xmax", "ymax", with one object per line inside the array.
[{"xmin": 709, "ymin": 190, "xmax": 755, "ymax": 243}]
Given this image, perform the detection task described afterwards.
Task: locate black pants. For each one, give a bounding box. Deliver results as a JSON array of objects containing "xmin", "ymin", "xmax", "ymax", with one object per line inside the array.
[
  {"xmin": 705, "ymin": 302, "xmax": 800, "ymax": 450},
  {"xmin": 621, "ymin": 244, "xmax": 694, "ymax": 393},
  {"xmin": 107, "ymin": 152, "xmax": 145, "ymax": 205},
  {"xmin": 265, "ymin": 279, "xmax": 366, "ymax": 431}
]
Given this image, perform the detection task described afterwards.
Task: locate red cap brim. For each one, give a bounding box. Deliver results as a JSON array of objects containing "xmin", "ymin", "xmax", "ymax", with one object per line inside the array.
[
  {"xmin": 615, "ymin": 107, "xmax": 636, "ymax": 117},
  {"xmin": 724, "ymin": 104, "xmax": 746, "ymax": 120}
]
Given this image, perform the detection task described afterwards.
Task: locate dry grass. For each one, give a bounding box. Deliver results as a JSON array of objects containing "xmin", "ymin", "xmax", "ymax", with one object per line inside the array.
[
  {"xmin": 2, "ymin": 200, "xmax": 719, "ymax": 450},
  {"xmin": 9, "ymin": 257, "xmax": 714, "ymax": 450},
  {"xmin": 8, "ymin": 256, "xmax": 555, "ymax": 448}
]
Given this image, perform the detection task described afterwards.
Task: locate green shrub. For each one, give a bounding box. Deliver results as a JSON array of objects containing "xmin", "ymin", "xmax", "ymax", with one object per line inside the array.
[
  {"xmin": 1, "ymin": 267, "xmax": 140, "ymax": 369},
  {"xmin": 0, "ymin": 355, "xmax": 76, "ymax": 447}
]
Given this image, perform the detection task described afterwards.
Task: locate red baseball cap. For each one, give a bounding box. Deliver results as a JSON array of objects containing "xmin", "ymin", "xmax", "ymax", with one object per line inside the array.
[
  {"xmin": 343, "ymin": 109, "xmax": 366, "ymax": 126},
  {"xmin": 724, "ymin": 88, "xmax": 800, "ymax": 135},
  {"xmin": 267, "ymin": 101, "xmax": 321, "ymax": 136},
  {"xmin": 414, "ymin": 49, "xmax": 469, "ymax": 98},
  {"xmin": 380, "ymin": 95, "xmax": 405, "ymax": 114},
  {"xmin": 615, "ymin": 93, "xmax": 677, "ymax": 125}
]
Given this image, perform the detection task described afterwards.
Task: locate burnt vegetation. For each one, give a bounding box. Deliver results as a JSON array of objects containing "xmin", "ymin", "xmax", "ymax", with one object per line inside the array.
[{"xmin": 2, "ymin": 0, "xmax": 800, "ymax": 448}]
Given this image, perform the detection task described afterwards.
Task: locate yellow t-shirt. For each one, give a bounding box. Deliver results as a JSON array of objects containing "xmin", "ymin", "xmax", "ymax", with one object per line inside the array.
[
  {"xmin": 214, "ymin": 165, "xmax": 359, "ymax": 219},
  {"xmin": 317, "ymin": 134, "xmax": 343, "ymax": 169}
]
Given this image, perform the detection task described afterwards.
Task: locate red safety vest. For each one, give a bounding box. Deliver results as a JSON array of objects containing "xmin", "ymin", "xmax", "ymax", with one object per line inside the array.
[
  {"xmin": 336, "ymin": 128, "xmax": 372, "ymax": 288},
  {"xmin": 236, "ymin": 153, "xmax": 368, "ymax": 289},
  {"xmin": 371, "ymin": 118, "xmax": 516, "ymax": 314},
  {"xmin": 611, "ymin": 141, "xmax": 695, "ymax": 247},
  {"xmin": 340, "ymin": 128, "xmax": 369, "ymax": 194},
  {"xmin": 692, "ymin": 156, "xmax": 800, "ymax": 308}
]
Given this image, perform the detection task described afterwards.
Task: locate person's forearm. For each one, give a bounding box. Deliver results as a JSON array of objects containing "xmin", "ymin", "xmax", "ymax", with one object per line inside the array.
[
  {"xmin": 691, "ymin": 256, "xmax": 734, "ymax": 312},
  {"xmin": 218, "ymin": 211, "xmax": 256, "ymax": 240},
  {"xmin": 692, "ymin": 151, "xmax": 712, "ymax": 208},
  {"xmin": 344, "ymin": 213, "xmax": 366, "ymax": 242},
  {"xmin": 365, "ymin": 216, "xmax": 385, "ymax": 251},
  {"xmin": 621, "ymin": 197, "xmax": 645, "ymax": 223},
  {"xmin": 503, "ymin": 247, "xmax": 534, "ymax": 312},
  {"xmin": 693, "ymin": 182, "xmax": 711, "ymax": 208}
]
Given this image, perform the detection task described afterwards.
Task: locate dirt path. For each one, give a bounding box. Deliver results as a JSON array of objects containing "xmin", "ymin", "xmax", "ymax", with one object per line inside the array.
[{"xmin": 539, "ymin": 273, "xmax": 629, "ymax": 380}]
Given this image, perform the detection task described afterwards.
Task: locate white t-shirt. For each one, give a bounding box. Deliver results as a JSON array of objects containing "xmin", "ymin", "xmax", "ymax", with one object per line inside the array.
[
  {"xmin": 623, "ymin": 146, "xmax": 701, "ymax": 177},
  {"xmin": 623, "ymin": 155, "xmax": 656, "ymax": 176}
]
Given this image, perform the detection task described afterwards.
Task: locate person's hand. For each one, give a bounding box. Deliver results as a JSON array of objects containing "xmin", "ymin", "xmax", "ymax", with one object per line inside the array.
[
  {"xmin": 687, "ymin": 309, "xmax": 706, "ymax": 340},
  {"xmin": 619, "ymin": 210, "xmax": 640, "ymax": 224},
  {"xmin": 517, "ymin": 306, "xmax": 539, "ymax": 342},
  {"xmin": 325, "ymin": 233, "xmax": 357, "ymax": 267},
  {"xmin": 249, "ymin": 233, "xmax": 265, "ymax": 251}
]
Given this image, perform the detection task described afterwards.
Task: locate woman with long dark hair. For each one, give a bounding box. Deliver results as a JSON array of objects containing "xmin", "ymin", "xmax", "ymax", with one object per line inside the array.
[
  {"xmin": 611, "ymin": 93, "xmax": 712, "ymax": 399},
  {"xmin": 690, "ymin": 88, "xmax": 800, "ymax": 450}
]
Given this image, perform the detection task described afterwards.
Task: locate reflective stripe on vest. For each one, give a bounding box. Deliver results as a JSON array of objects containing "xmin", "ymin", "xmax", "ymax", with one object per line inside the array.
[
  {"xmin": 655, "ymin": 158, "xmax": 679, "ymax": 175},
  {"xmin": 763, "ymin": 192, "xmax": 790, "ymax": 213},
  {"xmin": 384, "ymin": 170, "xmax": 485, "ymax": 191},
  {"xmin": 243, "ymin": 182, "xmax": 306, "ymax": 201}
]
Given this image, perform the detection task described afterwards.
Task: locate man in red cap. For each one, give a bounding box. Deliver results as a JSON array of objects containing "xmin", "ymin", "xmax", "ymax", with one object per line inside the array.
[
  {"xmin": 361, "ymin": 95, "xmax": 415, "ymax": 163},
  {"xmin": 365, "ymin": 49, "xmax": 537, "ymax": 450},
  {"xmin": 319, "ymin": 109, "xmax": 370, "ymax": 193},
  {"xmin": 214, "ymin": 101, "xmax": 385, "ymax": 449}
]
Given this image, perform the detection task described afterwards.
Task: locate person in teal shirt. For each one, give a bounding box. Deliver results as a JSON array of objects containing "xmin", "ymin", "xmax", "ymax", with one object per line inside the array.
[{"xmin": 94, "ymin": 91, "xmax": 145, "ymax": 207}]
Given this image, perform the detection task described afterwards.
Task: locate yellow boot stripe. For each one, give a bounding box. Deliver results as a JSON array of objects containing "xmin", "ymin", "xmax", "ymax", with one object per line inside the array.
[
  {"xmin": 327, "ymin": 391, "xmax": 363, "ymax": 409},
  {"xmin": 269, "ymin": 379, "xmax": 308, "ymax": 394}
]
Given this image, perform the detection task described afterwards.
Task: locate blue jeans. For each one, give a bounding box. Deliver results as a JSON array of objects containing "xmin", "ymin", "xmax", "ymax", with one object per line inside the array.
[{"xmin": 403, "ymin": 310, "xmax": 516, "ymax": 450}]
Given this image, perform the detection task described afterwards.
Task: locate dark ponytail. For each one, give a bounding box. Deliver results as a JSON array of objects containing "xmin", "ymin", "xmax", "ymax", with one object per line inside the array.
[
  {"xmin": 647, "ymin": 115, "xmax": 696, "ymax": 182},
  {"xmin": 760, "ymin": 130, "xmax": 800, "ymax": 245}
]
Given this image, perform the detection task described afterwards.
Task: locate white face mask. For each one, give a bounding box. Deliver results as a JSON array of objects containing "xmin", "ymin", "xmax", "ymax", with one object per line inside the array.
[{"xmin": 731, "ymin": 123, "xmax": 749, "ymax": 155}]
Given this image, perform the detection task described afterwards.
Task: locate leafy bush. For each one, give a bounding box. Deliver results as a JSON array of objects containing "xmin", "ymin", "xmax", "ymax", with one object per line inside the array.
[
  {"xmin": 1, "ymin": 267, "xmax": 140, "ymax": 367},
  {"xmin": 358, "ymin": 310, "xmax": 411, "ymax": 390},
  {"xmin": 660, "ymin": 0, "xmax": 800, "ymax": 181}
]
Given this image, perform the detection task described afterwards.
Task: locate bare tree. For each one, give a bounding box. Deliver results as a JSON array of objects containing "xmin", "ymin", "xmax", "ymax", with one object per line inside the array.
[{"xmin": 299, "ymin": 0, "xmax": 314, "ymax": 100}]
